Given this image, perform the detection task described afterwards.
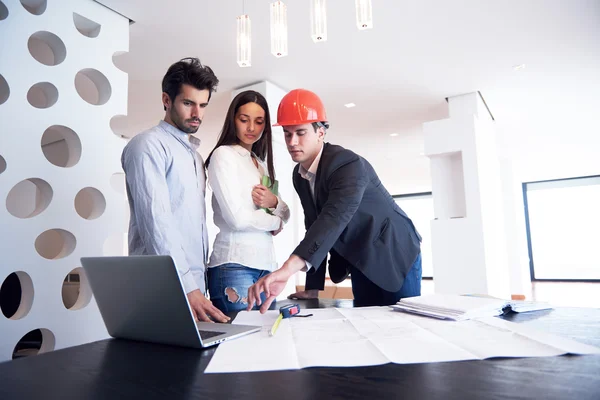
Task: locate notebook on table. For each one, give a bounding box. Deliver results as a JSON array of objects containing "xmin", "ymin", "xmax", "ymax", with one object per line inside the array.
[{"xmin": 390, "ymin": 294, "xmax": 552, "ymax": 321}]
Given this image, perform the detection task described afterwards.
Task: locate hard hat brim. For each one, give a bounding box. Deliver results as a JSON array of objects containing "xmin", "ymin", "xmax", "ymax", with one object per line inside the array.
[{"xmin": 274, "ymin": 118, "xmax": 324, "ymax": 127}]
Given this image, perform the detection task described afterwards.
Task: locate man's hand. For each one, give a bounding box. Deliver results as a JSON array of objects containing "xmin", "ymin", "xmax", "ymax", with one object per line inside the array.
[
  {"xmin": 247, "ymin": 255, "xmax": 306, "ymax": 313},
  {"xmin": 287, "ymin": 289, "xmax": 319, "ymax": 300},
  {"xmin": 252, "ymin": 184, "xmax": 278, "ymax": 209},
  {"xmin": 187, "ymin": 289, "xmax": 230, "ymax": 323}
]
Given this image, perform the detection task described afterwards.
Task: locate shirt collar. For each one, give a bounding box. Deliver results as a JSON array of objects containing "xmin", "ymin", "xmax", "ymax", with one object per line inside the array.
[
  {"xmin": 188, "ymin": 135, "xmax": 201, "ymax": 151},
  {"xmin": 158, "ymin": 120, "xmax": 201, "ymax": 152},
  {"xmin": 232, "ymin": 144, "xmax": 260, "ymax": 159},
  {"xmin": 299, "ymin": 144, "xmax": 324, "ymax": 180}
]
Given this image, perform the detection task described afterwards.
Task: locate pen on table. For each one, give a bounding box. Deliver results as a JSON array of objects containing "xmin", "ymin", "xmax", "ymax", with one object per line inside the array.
[{"xmin": 269, "ymin": 313, "xmax": 283, "ymax": 336}]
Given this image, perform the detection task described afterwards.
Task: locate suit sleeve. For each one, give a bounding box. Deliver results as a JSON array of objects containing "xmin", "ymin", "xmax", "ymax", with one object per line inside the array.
[{"xmin": 292, "ymin": 156, "xmax": 368, "ymax": 269}]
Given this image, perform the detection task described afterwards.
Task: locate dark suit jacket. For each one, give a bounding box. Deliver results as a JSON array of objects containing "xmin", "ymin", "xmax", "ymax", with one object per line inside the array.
[{"xmin": 293, "ymin": 143, "xmax": 422, "ymax": 293}]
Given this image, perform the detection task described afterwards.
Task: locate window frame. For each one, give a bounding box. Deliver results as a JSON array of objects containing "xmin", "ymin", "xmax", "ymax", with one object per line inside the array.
[
  {"xmin": 393, "ymin": 191, "xmax": 433, "ymax": 279},
  {"xmin": 523, "ymin": 174, "xmax": 600, "ymax": 282}
]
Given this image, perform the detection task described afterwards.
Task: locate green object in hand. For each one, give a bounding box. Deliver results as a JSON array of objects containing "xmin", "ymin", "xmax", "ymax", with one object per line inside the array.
[{"xmin": 261, "ymin": 175, "xmax": 279, "ymax": 214}]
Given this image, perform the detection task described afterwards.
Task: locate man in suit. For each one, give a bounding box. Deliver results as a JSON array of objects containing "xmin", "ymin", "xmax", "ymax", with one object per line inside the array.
[{"xmin": 248, "ymin": 89, "xmax": 422, "ymax": 312}]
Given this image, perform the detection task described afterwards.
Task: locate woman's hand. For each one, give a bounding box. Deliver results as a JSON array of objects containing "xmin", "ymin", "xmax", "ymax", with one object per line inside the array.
[{"xmin": 252, "ymin": 184, "xmax": 278, "ymax": 209}]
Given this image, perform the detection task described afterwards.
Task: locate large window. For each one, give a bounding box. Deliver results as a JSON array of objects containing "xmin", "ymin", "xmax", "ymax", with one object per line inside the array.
[
  {"xmin": 523, "ymin": 175, "xmax": 600, "ymax": 281},
  {"xmin": 394, "ymin": 193, "xmax": 434, "ymax": 278}
]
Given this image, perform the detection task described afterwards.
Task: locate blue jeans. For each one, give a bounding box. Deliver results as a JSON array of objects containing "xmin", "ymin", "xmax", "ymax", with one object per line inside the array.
[
  {"xmin": 351, "ymin": 253, "xmax": 422, "ymax": 307},
  {"xmin": 207, "ymin": 264, "xmax": 271, "ymax": 313}
]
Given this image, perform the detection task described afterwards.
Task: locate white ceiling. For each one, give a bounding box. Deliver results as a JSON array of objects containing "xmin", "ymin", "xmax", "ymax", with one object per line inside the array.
[{"xmin": 102, "ymin": 0, "xmax": 600, "ymax": 192}]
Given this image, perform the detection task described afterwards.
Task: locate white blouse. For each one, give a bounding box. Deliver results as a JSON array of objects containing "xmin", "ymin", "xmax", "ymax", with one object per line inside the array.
[{"xmin": 207, "ymin": 144, "xmax": 290, "ymax": 271}]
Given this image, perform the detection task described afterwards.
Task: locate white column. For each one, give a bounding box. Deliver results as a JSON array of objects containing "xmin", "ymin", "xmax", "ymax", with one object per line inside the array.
[
  {"xmin": 0, "ymin": 0, "xmax": 129, "ymax": 361},
  {"xmin": 498, "ymin": 157, "xmax": 532, "ymax": 299},
  {"xmin": 423, "ymin": 93, "xmax": 511, "ymax": 298}
]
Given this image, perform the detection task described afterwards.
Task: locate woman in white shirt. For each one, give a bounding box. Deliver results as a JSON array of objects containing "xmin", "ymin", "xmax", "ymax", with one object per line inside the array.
[{"xmin": 205, "ymin": 90, "xmax": 290, "ymax": 313}]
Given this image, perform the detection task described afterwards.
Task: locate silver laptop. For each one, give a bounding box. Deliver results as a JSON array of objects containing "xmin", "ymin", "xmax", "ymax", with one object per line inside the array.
[{"xmin": 81, "ymin": 255, "xmax": 260, "ymax": 348}]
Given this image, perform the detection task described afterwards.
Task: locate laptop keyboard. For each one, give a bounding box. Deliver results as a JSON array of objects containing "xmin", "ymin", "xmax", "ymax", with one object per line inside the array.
[{"xmin": 199, "ymin": 330, "xmax": 226, "ymax": 340}]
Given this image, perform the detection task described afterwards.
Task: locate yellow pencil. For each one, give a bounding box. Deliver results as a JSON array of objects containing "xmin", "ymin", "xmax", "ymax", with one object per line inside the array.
[{"xmin": 269, "ymin": 313, "xmax": 283, "ymax": 336}]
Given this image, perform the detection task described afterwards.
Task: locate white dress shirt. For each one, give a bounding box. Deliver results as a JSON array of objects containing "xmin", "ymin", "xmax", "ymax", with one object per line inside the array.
[
  {"xmin": 297, "ymin": 144, "xmax": 324, "ymax": 272},
  {"xmin": 207, "ymin": 144, "xmax": 290, "ymax": 272},
  {"xmin": 298, "ymin": 144, "xmax": 324, "ymax": 201}
]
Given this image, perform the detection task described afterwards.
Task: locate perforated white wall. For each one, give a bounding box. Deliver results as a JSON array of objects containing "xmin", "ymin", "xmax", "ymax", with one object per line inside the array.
[{"xmin": 0, "ymin": 0, "xmax": 129, "ymax": 361}]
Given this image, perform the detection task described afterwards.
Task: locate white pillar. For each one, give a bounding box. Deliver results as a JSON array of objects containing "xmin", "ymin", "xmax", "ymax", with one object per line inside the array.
[
  {"xmin": 498, "ymin": 157, "xmax": 532, "ymax": 299},
  {"xmin": 423, "ymin": 93, "xmax": 511, "ymax": 298},
  {"xmin": 0, "ymin": 0, "xmax": 129, "ymax": 361}
]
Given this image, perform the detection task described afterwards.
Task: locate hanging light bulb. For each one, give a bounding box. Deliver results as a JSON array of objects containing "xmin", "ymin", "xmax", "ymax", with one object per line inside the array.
[
  {"xmin": 310, "ymin": 0, "xmax": 327, "ymax": 43},
  {"xmin": 237, "ymin": 14, "xmax": 251, "ymax": 67},
  {"xmin": 355, "ymin": 0, "xmax": 373, "ymax": 30},
  {"xmin": 270, "ymin": 1, "xmax": 288, "ymax": 58}
]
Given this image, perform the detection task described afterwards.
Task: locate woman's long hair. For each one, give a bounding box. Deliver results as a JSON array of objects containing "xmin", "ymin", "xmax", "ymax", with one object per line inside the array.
[{"xmin": 205, "ymin": 90, "xmax": 275, "ymax": 187}]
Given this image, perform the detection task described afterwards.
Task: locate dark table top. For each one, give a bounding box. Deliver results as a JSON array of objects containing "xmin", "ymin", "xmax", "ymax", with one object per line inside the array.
[{"xmin": 1, "ymin": 299, "xmax": 599, "ymax": 400}]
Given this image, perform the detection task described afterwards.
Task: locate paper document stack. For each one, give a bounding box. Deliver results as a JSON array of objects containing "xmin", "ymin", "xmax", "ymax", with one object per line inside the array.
[
  {"xmin": 206, "ymin": 306, "xmax": 596, "ymax": 374},
  {"xmin": 391, "ymin": 294, "xmax": 552, "ymax": 321},
  {"xmin": 508, "ymin": 300, "xmax": 553, "ymax": 313}
]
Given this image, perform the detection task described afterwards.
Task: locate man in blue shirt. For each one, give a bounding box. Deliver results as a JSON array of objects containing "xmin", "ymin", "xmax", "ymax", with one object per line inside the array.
[{"xmin": 122, "ymin": 58, "xmax": 229, "ymax": 323}]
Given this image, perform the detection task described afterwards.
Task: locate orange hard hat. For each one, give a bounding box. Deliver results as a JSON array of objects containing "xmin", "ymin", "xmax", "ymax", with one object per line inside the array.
[{"xmin": 274, "ymin": 89, "xmax": 328, "ymax": 127}]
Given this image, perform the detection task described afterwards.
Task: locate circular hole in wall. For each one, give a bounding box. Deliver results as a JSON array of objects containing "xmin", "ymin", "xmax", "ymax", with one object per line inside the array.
[
  {"xmin": 73, "ymin": 12, "xmax": 101, "ymax": 38},
  {"xmin": 41, "ymin": 125, "xmax": 82, "ymax": 168},
  {"xmin": 1, "ymin": 271, "xmax": 34, "ymax": 320},
  {"xmin": 20, "ymin": 0, "xmax": 46, "ymax": 15},
  {"xmin": 28, "ymin": 31, "xmax": 67, "ymax": 66},
  {"xmin": 0, "ymin": 73, "xmax": 9, "ymax": 104},
  {"xmin": 27, "ymin": 82, "xmax": 58, "ymax": 109},
  {"xmin": 35, "ymin": 229, "xmax": 77, "ymax": 260},
  {"xmin": 12, "ymin": 328, "xmax": 55, "ymax": 360},
  {"xmin": 112, "ymin": 50, "xmax": 128, "ymax": 73},
  {"xmin": 109, "ymin": 114, "xmax": 131, "ymax": 138},
  {"xmin": 103, "ymin": 232, "xmax": 127, "ymax": 256},
  {"xmin": 75, "ymin": 69, "xmax": 111, "ymax": 105},
  {"xmin": 62, "ymin": 267, "xmax": 92, "ymax": 310},
  {"xmin": 0, "ymin": 155, "xmax": 6, "ymax": 174},
  {"xmin": 0, "ymin": 1, "xmax": 9, "ymax": 20},
  {"xmin": 75, "ymin": 187, "xmax": 106, "ymax": 220},
  {"xmin": 6, "ymin": 178, "xmax": 53, "ymax": 218}
]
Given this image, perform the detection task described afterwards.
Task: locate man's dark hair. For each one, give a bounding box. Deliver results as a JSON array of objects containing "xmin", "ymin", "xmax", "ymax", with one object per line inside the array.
[
  {"xmin": 312, "ymin": 121, "xmax": 329, "ymax": 131},
  {"xmin": 161, "ymin": 57, "xmax": 219, "ymax": 111}
]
